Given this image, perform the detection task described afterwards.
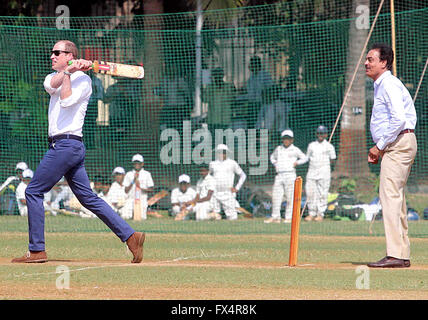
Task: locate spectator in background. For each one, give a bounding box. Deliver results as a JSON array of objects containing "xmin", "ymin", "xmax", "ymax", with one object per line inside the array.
[
  {"xmin": 256, "ymin": 84, "xmax": 290, "ymax": 143},
  {"xmin": 237, "ymin": 56, "xmax": 274, "ymax": 128},
  {"xmin": 50, "ymin": 177, "xmax": 73, "ymax": 211},
  {"xmin": 106, "ymin": 166, "xmax": 131, "ymax": 219},
  {"xmin": 304, "ymin": 125, "xmax": 336, "ymax": 222},
  {"xmin": 266, "ymin": 129, "xmax": 307, "ymax": 224},
  {"xmin": 155, "ymin": 64, "xmax": 193, "ymax": 133},
  {"xmin": 16, "ymin": 169, "xmax": 34, "ymax": 216},
  {"xmin": 193, "ymin": 164, "xmax": 217, "ymax": 221},
  {"xmin": 0, "ymin": 162, "xmax": 28, "ymax": 194},
  {"xmin": 210, "ymin": 144, "xmax": 246, "ymax": 221},
  {"xmin": 170, "ymin": 174, "xmax": 197, "ymax": 221},
  {"xmin": 123, "ymin": 154, "xmax": 154, "ymax": 220},
  {"xmin": 203, "ymin": 68, "xmax": 236, "ymax": 132}
]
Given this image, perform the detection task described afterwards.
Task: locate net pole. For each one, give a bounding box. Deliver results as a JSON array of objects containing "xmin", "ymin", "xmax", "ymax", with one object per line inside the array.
[
  {"xmin": 289, "ymin": 176, "xmax": 303, "ymax": 267},
  {"xmin": 413, "ymin": 57, "xmax": 428, "ymax": 103},
  {"xmin": 391, "ymin": 0, "xmax": 397, "ymax": 76},
  {"xmin": 328, "ymin": 0, "xmax": 385, "ymax": 143}
]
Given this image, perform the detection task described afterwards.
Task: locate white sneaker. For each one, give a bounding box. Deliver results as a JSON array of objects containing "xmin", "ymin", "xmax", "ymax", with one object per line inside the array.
[
  {"xmin": 264, "ymin": 217, "xmax": 281, "ymax": 224},
  {"xmin": 283, "ymin": 219, "xmax": 292, "ymax": 224}
]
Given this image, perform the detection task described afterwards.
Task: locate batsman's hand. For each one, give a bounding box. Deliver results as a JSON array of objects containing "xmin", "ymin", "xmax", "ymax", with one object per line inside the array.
[{"xmin": 66, "ymin": 59, "xmax": 93, "ymax": 73}]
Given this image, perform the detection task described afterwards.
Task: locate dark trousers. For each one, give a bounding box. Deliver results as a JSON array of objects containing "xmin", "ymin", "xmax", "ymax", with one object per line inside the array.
[{"xmin": 25, "ymin": 138, "xmax": 135, "ymax": 251}]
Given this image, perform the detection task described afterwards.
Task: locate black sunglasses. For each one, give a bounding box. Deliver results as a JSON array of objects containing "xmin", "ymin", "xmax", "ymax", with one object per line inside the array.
[{"xmin": 51, "ymin": 50, "xmax": 70, "ymax": 56}]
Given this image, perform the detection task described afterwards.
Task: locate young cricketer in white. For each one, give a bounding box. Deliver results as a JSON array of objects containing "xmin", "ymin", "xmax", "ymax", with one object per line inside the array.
[
  {"xmin": 170, "ymin": 174, "xmax": 197, "ymax": 220},
  {"xmin": 209, "ymin": 144, "xmax": 246, "ymax": 220},
  {"xmin": 266, "ymin": 129, "xmax": 307, "ymax": 223},
  {"xmin": 123, "ymin": 154, "xmax": 154, "ymax": 220},
  {"xmin": 304, "ymin": 125, "xmax": 336, "ymax": 222}
]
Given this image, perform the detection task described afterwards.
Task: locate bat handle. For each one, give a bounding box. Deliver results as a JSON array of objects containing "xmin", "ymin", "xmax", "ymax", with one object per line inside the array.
[
  {"xmin": 67, "ymin": 59, "xmax": 98, "ymax": 72},
  {"xmin": 92, "ymin": 60, "xmax": 99, "ymax": 73}
]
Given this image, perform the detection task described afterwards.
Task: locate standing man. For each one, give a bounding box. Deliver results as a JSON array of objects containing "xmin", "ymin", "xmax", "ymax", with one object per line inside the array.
[
  {"xmin": 265, "ymin": 129, "xmax": 307, "ymax": 224},
  {"xmin": 304, "ymin": 125, "xmax": 336, "ymax": 222},
  {"xmin": 365, "ymin": 43, "xmax": 417, "ymax": 268},
  {"xmin": 12, "ymin": 40, "xmax": 145, "ymax": 264},
  {"xmin": 209, "ymin": 144, "xmax": 246, "ymax": 220}
]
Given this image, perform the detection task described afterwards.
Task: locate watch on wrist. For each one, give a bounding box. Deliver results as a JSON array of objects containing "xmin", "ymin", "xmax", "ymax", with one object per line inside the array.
[{"xmin": 63, "ymin": 71, "xmax": 72, "ymax": 76}]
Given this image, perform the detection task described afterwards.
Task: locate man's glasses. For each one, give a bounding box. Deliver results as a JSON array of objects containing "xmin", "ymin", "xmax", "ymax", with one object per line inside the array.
[{"xmin": 51, "ymin": 50, "xmax": 70, "ymax": 56}]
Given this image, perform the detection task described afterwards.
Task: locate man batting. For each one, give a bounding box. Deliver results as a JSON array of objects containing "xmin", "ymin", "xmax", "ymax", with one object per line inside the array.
[
  {"xmin": 12, "ymin": 40, "xmax": 145, "ymax": 264},
  {"xmin": 365, "ymin": 43, "xmax": 417, "ymax": 268}
]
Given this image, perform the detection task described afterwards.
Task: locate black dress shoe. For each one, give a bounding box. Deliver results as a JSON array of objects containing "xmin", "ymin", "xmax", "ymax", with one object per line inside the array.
[{"xmin": 367, "ymin": 256, "xmax": 410, "ymax": 268}]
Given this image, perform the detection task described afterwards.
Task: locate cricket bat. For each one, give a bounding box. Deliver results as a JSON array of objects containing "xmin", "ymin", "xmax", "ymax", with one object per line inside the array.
[
  {"xmin": 133, "ymin": 185, "xmax": 142, "ymax": 221},
  {"xmin": 147, "ymin": 190, "xmax": 169, "ymax": 206},
  {"xmin": 68, "ymin": 60, "xmax": 144, "ymax": 79},
  {"xmin": 237, "ymin": 207, "xmax": 253, "ymax": 218}
]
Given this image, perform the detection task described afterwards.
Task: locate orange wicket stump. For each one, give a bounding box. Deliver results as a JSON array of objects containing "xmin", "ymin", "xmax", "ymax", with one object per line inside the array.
[{"xmin": 288, "ymin": 176, "xmax": 303, "ymax": 267}]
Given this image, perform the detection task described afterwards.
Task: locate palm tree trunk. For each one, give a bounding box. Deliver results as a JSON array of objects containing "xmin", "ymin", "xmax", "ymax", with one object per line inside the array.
[
  {"xmin": 334, "ymin": 0, "xmax": 370, "ymax": 178},
  {"xmin": 139, "ymin": 0, "xmax": 164, "ymax": 158}
]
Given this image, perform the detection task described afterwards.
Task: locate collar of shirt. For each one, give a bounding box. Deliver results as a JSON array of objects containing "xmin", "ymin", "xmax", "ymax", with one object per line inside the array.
[{"xmin": 374, "ymin": 70, "xmax": 391, "ymax": 89}]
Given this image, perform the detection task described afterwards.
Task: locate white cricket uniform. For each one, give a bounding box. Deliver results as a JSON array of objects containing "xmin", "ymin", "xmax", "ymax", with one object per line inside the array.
[
  {"xmin": 123, "ymin": 169, "xmax": 154, "ymax": 220},
  {"xmin": 209, "ymin": 158, "xmax": 246, "ymax": 220},
  {"xmin": 107, "ymin": 181, "xmax": 131, "ymax": 219},
  {"xmin": 195, "ymin": 174, "xmax": 216, "ymax": 220},
  {"xmin": 0, "ymin": 176, "xmax": 18, "ymax": 193},
  {"xmin": 305, "ymin": 139, "xmax": 336, "ymax": 217},
  {"xmin": 170, "ymin": 187, "xmax": 197, "ymax": 215},
  {"xmin": 51, "ymin": 185, "xmax": 73, "ymax": 210},
  {"xmin": 270, "ymin": 144, "xmax": 307, "ymax": 220},
  {"xmin": 15, "ymin": 181, "xmax": 28, "ymax": 216}
]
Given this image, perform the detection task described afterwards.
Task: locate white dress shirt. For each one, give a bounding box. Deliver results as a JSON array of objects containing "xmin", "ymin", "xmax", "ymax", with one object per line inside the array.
[
  {"xmin": 209, "ymin": 158, "xmax": 246, "ymax": 192},
  {"xmin": 370, "ymin": 70, "xmax": 417, "ymax": 150},
  {"xmin": 270, "ymin": 144, "xmax": 307, "ymax": 173},
  {"xmin": 44, "ymin": 71, "xmax": 92, "ymax": 137}
]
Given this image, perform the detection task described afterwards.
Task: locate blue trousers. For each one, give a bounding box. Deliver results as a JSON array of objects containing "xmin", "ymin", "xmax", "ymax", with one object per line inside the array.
[{"xmin": 25, "ymin": 139, "xmax": 135, "ymax": 251}]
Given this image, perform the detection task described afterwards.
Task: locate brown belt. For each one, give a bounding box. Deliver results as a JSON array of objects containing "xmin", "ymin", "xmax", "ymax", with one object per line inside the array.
[{"xmin": 399, "ymin": 129, "xmax": 414, "ymax": 135}]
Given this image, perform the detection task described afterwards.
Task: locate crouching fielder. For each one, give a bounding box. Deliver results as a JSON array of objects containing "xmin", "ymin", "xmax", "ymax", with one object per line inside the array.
[
  {"xmin": 210, "ymin": 144, "xmax": 246, "ymax": 220},
  {"xmin": 193, "ymin": 164, "xmax": 217, "ymax": 221},
  {"xmin": 171, "ymin": 174, "xmax": 197, "ymax": 220},
  {"xmin": 304, "ymin": 125, "xmax": 336, "ymax": 222}
]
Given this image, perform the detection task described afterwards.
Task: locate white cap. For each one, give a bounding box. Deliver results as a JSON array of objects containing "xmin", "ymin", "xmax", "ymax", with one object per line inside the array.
[
  {"xmin": 16, "ymin": 162, "xmax": 28, "ymax": 171},
  {"xmin": 132, "ymin": 154, "xmax": 144, "ymax": 162},
  {"xmin": 22, "ymin": 169, "xmax": 33, "ymax": 179},
  {"xmin": 281, "ymin": 129, "xmax": 294, "ymax": 138},
  {"xmin": 216, "ymin": 144, "xmax": 230, "ymax": 152},
  {"xmin": 112, "ymin": 166, "xmax": 125, "ymax": 175},
  {"xmin": 178, "ymin": 174, "xmax": 190, "ymax": 183}
]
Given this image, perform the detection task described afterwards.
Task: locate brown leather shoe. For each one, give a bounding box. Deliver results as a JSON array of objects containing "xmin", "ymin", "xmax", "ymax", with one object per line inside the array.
[
  {"xmin": 126, "ymin": 232, "xmax": 145, "ymax": 263},
  {"xmin": 367, "ymin": 256, "xmax": 410, "ymax": 268},
  {"xmin": 12, "ymin": 251, "xmax": 48, "ymax": 263}
]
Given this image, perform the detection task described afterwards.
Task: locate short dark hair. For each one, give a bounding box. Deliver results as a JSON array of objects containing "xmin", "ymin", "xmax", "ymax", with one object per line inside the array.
[{"xmin": 370, "ymin": 43, "xmax": 394, "ymax": 71}]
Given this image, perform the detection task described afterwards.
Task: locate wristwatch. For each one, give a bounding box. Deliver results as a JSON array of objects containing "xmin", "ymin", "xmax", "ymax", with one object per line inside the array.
[{"xmin": 63, "ymin": 70, "xmax": 72, "ymax": 76}]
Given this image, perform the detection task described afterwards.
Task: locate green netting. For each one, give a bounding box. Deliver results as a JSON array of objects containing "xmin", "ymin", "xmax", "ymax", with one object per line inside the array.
[{"xmin": 0, "ymin": 1, "xmax": 427, "ymax": 236}]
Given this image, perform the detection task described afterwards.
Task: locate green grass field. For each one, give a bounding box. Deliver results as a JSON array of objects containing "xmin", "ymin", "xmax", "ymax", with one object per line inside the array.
[{"xmin": 1, "ymin": 216, "xmax": 428, "ymax": 300}]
